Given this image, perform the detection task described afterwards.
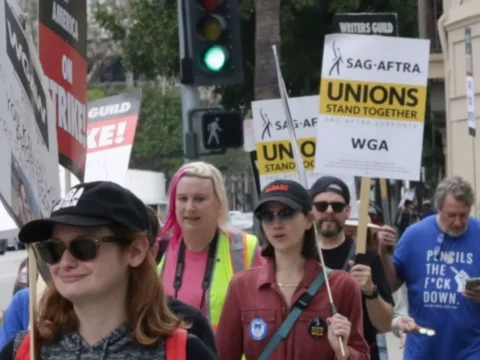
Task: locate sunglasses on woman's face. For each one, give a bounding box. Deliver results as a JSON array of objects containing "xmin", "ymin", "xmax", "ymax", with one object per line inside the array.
[
  {"xmin": 256, "ymin": 208, "xmax": 299, "ymax": 225},
  {"xmin": 313, "ymin": 201, "xmax": 346, "ymax": 213},
  {"xmin": 35, "ymin": 235, "xmax": 126, "ymax": 265}
]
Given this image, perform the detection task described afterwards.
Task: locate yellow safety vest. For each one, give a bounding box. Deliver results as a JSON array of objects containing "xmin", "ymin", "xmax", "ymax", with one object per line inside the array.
[{"xmin": 158, "ymin": 229, "xmax": 259, "ymax": 330}]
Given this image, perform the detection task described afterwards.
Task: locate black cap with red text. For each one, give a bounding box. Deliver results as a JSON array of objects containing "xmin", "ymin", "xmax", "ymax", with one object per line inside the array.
[
  {"xmin": 255, "ymin": 180, "xmax": 312, "ymax": 214},
  {"xmin": 18, "ymin": 181, "xmax": 149, "ymax": 244}
]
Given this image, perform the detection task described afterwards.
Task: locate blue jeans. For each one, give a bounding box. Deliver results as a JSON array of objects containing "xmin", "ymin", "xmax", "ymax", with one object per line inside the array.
[{"xmin": 377, "ymin": 333, "xmax": 389, "ymax": 360}]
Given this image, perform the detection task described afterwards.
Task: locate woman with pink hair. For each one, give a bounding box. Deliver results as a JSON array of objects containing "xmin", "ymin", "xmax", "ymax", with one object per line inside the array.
[{"xmin": 157, "ymin": 162, "xmax": 263, "ymax": 331}]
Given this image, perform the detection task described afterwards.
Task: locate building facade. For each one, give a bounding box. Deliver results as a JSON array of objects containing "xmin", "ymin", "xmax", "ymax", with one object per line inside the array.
[{"xmin": 436, "ymin": 0, "xmax": 480, "ymax": 211}]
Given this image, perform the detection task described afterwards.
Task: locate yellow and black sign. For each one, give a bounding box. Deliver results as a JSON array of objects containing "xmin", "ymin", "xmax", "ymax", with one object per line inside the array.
[
  {"xmin": 256, "ymin": 137, "xmax": 316, "ymax": 175},
  {"xmin": 319, "ymin": 79, "xmax": 427, "ymax": 122}
]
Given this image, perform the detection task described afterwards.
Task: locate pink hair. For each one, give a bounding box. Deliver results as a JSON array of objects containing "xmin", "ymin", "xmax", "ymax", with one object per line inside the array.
[{"xmin": 159, "ymin": 167, "xmax": 189, "ymax": 251}]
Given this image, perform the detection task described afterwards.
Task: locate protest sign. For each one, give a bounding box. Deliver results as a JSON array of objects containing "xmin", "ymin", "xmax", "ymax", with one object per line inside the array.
[
  {"xmin": 84, "ymin": 91, "xmax": 142, "ymax": 186},
  {"xmin": 315, "ymin": 34, "xmax": 430, "ymax": 181},
  {"xmin": 333, "ymin": 13, "xmax": 398, "ymax": 36},
  {"xmin": 0, "ymin": 0, "xmax": 60, "ymax": 228},
  {"xmin": 252, "ymin": 95, "xmax": 358, "ymax": 216},
  {"xmin": 39, "ymin": 0, "xmax": 88, "ymax": 181}
]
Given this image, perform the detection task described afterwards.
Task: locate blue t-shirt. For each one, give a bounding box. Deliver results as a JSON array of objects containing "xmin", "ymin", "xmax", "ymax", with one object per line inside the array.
[
  {"xmin": 394, "ymin": 216, "xmax": 480, "ymax": 360},
  {"xmin": 0, "ymin": 288, "xmax": 29, "ymax": 350}
]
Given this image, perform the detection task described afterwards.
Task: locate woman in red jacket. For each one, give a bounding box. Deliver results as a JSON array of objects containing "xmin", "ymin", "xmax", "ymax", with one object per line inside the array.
[{"xmin": 216, "ymin": 180, "xmax": 369, "ymax": 360}]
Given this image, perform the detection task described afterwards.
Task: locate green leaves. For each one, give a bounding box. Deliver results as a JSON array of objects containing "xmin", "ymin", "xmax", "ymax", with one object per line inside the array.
[
  {"xmin": 93, "ymin": 0, "xmax": 179, "ymax": 79},
  {"xmin": 94, "ymin": 0, "xmax": 418, "ymax": 111},
  {"xmin": 92, "ymin": 0, "xmax": 420, "ymax": 176},
  {"xmin": 87, "ymin": 88, "xmax": 106, "ymax": 101},
  {"xmin": 129, "ymin": 86, "xmax": 184, "ymax": 178}
]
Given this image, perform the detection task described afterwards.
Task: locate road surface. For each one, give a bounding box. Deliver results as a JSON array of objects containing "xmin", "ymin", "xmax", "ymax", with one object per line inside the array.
[{"xmin": 0, "ymin": 250, "xmax": 26, "ymax": 311}]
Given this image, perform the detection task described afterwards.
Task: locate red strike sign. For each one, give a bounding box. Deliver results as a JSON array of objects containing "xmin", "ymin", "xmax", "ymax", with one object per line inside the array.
[{"xmin": 87, "ymin": 117, "xmax": 137, "ymax": 153}]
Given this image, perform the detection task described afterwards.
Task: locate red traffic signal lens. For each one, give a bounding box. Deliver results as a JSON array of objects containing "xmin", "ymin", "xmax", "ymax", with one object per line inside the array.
[
  {"xmin": 197, "ymin": 15, "xmax": 225, "ymax": 41},
  {"xmin": 199, "ymin": 0, "xmax": 222, "ymax": 11}
]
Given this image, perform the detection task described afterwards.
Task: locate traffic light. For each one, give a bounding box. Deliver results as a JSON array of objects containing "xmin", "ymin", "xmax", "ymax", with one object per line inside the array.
[
  {"xmin": 201, "ymin": 110, "xmax": 244, "ymax": 150},
  {"xmin": 183, "ymin": 0, "xmax": 244, "ymax": 86}
]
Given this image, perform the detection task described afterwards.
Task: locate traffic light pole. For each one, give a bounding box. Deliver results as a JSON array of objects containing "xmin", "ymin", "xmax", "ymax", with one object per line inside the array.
[
  {"xmin": 181, "ymin": 86, "xmax": 200, "ymax": 163},
  {"xmin": 177, "ymin": 0, "xmax": 201, "ymax": 163}
]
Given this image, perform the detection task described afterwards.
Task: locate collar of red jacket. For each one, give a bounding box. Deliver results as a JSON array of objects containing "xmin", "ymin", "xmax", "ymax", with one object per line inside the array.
[{"xmin": 256, "ymin": 257, "xmax": 326, "ymax": 289}]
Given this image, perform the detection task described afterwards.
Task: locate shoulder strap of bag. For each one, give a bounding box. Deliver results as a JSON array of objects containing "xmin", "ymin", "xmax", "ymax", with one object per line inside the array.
[
  {"xmin": 166, "ymin": 328, "xmax": 188, "ymax": 360},
  {"xmin": 258, "ymin": 268, "xmax": 332, "ymax": 360},
  {"xmin": 342, "ymin": 241, "xmax": 356, "ymax": 271},
  {"xmin": 14, "ymin": 332, "xmax": 30, "ymax": 360}
]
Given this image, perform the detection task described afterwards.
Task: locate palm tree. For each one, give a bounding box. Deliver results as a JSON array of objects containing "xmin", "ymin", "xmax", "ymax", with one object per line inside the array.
[{"xmin": 254, "ymin": 0, "xmax": 281, "ymax": 101}]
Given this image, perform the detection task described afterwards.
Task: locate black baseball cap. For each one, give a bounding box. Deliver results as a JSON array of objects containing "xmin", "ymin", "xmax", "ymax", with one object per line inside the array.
[
  {"xmin": 310, "ymin": 176, "xmax": 351, "ymax": 204},
  {"xmin": 255, "ymin": 180, "xmax": 312, "ymax": 214},
  {"xmin": 18, "ymin": 181, "xmax": 149, "ymax": 244}
]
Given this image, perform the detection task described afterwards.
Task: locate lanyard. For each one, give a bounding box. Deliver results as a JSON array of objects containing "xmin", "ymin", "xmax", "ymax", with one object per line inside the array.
[{"xmin": 173, "ymin": 232, "xmax": 219, "ymax": 309}]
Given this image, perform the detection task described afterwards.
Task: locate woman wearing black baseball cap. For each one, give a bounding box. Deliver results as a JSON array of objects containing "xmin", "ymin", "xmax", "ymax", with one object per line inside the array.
[
  {"xmin": 0, "ymin": 181, "xmax": 215, "ymax": 360},
  {"xmin": 215, "ymin": 180, "xmax": 369, "ymax": 360}
]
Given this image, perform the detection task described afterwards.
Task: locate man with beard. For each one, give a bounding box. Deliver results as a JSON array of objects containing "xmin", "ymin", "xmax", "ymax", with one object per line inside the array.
[
  {"xmin": 310, "ymin": 176, "xmax": 394, "ymax": 360},
  {"xmin": 378, "ymin": 176, "xmax": 480, "ymax": 360}
]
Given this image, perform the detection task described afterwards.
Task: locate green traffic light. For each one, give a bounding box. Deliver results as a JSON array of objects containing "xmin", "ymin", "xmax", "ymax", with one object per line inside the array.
[{"xmin": 203, "ymin": 45, "xmax": 227, "ymax": 72}]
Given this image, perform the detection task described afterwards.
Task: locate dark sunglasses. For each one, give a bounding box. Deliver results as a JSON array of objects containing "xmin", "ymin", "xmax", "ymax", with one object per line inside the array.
[
  {"xmin": 35, "ymin": 235, "xmax": 127, "ymax": 265},
  {"xmin": 314, "ymin": 201, "xmax": 346, "ymax": 213},
  {"xmin": 256, "ymin": 208, "xmax": 299, "ymax": 225}
]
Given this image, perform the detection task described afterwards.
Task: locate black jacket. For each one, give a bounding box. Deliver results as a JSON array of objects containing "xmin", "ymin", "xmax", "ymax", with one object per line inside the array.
[{"xmin": 167, "ymin": 296, "xmax": 217, "ymax": 354}]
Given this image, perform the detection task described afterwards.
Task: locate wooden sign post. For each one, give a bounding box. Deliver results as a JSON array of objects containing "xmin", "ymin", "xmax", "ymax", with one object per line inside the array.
[
  {"xmin": 356, "ymin": 177, "xmax": 372, "ymax": 254},
  {"xmin": 27, "ymin": 245, "xmax": 37, "ymax": 360}
]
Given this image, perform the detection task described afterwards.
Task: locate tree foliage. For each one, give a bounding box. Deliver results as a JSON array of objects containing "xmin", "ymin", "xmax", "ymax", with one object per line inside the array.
[
  {"xmin": 128, "ymin": 86, "xmax": 251, "ymax": 178},
  {"xmin": 93, "ymin": 0, "xmax": 418, "ymax": 110},
  {"xmin": 86, "ymin": 84, "xmax": 182, "ymax": 177},
  {"xmin": 128, "ymin": 86, "xmax": 184, "ymax": 178},
  {"xmin": 92, "ymin": 0, "xmax": 420, "ymax": 179},
  {"xmin": 86, "ymin": 84, "xmax": 250, "ymax": 178},
  {"xmin": 87, "ymin": 88, "xmax": 107, "ymax": 101}
]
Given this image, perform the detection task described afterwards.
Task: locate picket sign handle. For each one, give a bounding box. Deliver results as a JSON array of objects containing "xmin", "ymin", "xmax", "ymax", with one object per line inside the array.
[
  {"xmin": 356, "ymin": 177, "xmax": 372, "ymax": 255},
  {"xmin": 27, "ymin": 246, "xmax": 37, "ymax": 360}
]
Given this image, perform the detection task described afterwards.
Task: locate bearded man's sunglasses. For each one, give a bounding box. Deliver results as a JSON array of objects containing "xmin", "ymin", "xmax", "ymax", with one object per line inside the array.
[{"xmin": 314, "ymin": 201, "xmax": 347, "ymax": 213}]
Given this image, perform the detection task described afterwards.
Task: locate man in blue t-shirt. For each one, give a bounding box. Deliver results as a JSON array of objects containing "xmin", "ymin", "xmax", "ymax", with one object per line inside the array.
[
  {"xmin": 0, "ymin": 288, "xmax": 29, "ymax": 350},
  {"xmin": 378, "ymin": 176, "xmax": 480, "ymax": 360}
]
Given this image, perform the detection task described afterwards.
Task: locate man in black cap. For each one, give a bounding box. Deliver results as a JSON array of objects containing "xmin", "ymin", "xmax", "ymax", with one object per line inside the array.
[{"xmin": 310, "ymin": 176, "xmax": 394, "ymax": 360}]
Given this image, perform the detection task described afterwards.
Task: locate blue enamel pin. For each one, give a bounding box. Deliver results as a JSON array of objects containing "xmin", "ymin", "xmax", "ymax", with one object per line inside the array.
[{"xmin": 249, "ymin": 318, "xmax": 268, "ymax": 341}]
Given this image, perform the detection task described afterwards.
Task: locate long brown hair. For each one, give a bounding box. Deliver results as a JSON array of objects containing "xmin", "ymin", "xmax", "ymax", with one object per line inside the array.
[{"xmin": 35, "ymin": 227, "xmax": 186, "ymax": 345}]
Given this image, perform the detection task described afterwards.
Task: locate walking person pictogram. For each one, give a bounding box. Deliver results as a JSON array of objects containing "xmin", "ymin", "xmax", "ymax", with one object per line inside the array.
[
  {"xmin": 260, "ymin": 109, "xmax": 272, "ymax": 140},
  {"xmin": 328, "ymin": 41, "xmax": 343, "ymax": 76},
  {"xmin": 207, "ymin": 118, "xmax": 222, "ymax": 145}
]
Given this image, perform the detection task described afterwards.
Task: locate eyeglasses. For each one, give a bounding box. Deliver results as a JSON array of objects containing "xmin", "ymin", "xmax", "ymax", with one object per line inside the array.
[
  {"xmin": 256, "ymin": 208, "xmax": 299, "ymax": 225},
  {"xmin": 36, "ymin": 236, "xmax": 127, "ymax": 265},
  {"xmin": 314, "ymin": 201, "xmax": 346, "ymax": 213}
]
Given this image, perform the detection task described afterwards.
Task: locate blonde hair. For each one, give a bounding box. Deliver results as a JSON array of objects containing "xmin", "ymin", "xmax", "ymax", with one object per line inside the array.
[{"xmin": 161, "ymin": 161, "xmax": 229, "ymax": 246}]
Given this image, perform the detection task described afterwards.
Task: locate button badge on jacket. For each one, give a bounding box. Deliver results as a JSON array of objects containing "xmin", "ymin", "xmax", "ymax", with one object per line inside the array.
[
  {"xmin": 308, "ymin": 317, "xmax": 327, "ymax": 338},
  {"xmin": 249, "ymin": 318, "xmax": 268, "ymax": 341}
]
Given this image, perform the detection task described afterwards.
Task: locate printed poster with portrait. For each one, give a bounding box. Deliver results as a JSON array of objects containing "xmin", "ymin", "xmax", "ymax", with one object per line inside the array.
[{"xmin": 0, "ymin": 0, "xmax": 60, "ymax": 229}]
